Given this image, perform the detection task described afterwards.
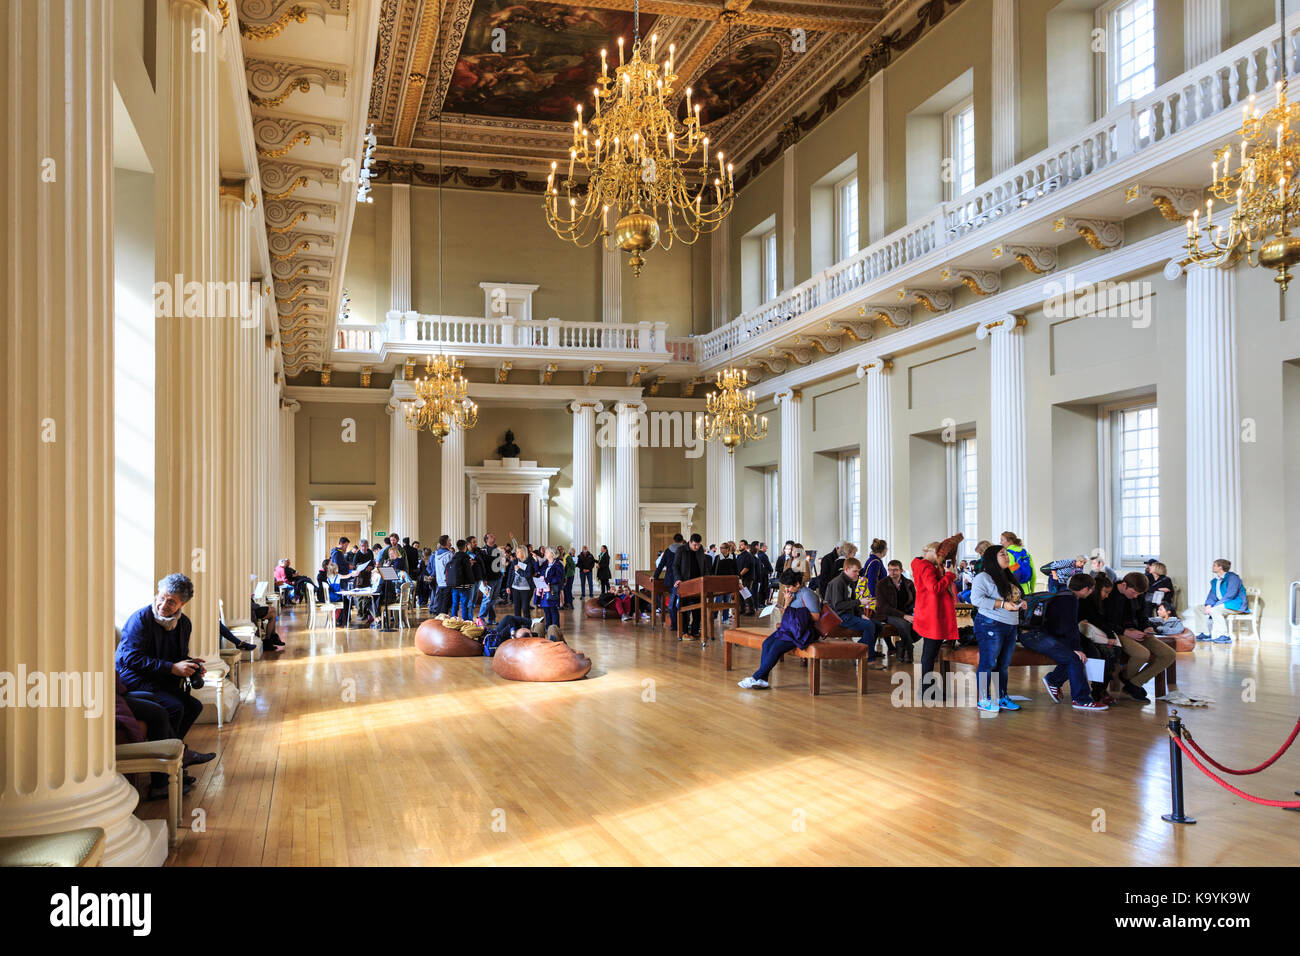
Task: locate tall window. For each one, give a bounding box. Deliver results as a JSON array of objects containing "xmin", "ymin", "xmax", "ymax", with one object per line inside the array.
[
  {"xmin": 1105, "ymin": 0, "xmax": 1156, "ymax": 109},
  {"xmin": 945, "ymin": 98, "xmax": 975, "ymax": 198},
  {"xmin": 839, "ymin": 452, "xmax": 861, "ymax": 550},
  {"xmin": 1110, "ymin": 404, "xmax": 1159, "ymax": 566},
  {"xmin": 763, "ymin": 467, "xmax": 781, "ymax": 549},
  {"xmin": 835, "ymin": 174, "xmax": 859, "ymax": 261},
  {"xmin": 958, "ymin": 437, "xmax": 978, "ymax": 557},
  {"xmin": 762, "ymin": 229, "xmax": 778, "ymax": 301}
]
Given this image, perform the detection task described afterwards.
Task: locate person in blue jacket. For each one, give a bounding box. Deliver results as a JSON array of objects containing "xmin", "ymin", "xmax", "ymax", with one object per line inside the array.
[
  {"xmin": 114, "ymin": 573, "xmax": 215, "ymax": 768},
  {"xmin": 1198, "ymin": 558, "xmax": 1248, "ymax": 643},
  {"xmin": 537, "ymin": 546, "xmax": 565, "ymax": 632}
]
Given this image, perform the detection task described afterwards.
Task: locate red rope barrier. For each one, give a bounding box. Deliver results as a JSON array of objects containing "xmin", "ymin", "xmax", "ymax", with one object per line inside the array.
[
  {"xmin": 1181, "ymin": 716, "xmax": 1300, "ymax": 775},
  {"xmin": 1167, "ymin": 731, "xmax": 1300, "ymax": 808}
]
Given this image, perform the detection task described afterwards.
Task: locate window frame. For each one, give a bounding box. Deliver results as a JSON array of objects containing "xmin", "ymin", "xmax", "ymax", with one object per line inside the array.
[
  {"xmin": 1098, "ymin": 399, "xmax": 1160, "ymax": 571},
  {"xmin": 763, "ymin": 466, "xmax": 781, "ymax": 550},
  {"xmin": 834, "ymin": 173, "xmax": 859, "ymax": 262},
  {"xmin": 943, "ymin": 96, "xmax": 976, "ymax": 200},
  {"xmin": 761, "ymin": 229, "xmax": 778, "ymax": 302},
  {"xmin": 1099, "ymin": 0, "xmax": 1157, "ymax": 114},
  {"xmin": 838, "ymin": 451, "xmax": 861, "ymax": 552},
  {"xmin": 944, "ymin": 432, "xmax": 978, "ymax": 559}
]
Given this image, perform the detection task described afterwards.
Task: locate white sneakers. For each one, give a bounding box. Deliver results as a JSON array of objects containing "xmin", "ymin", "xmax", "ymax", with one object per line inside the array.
[{"xmin": 738, "ymin": 677, "xmax": 770, "ymax": 689}]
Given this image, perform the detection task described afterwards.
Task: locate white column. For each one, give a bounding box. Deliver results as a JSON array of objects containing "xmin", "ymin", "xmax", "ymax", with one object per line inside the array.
[
  {"xmin": 157, "ymin": 0, "xmax": 223, "ymax": 671},
  {"xmin": 1184, "ymin": 0, "xmax": 1226, "ymax": 69},
  {"xmin": 711, "ymin": 218, "xmax": 730, "ymax": 325},
  {"xmin": 569, "ymin": 400, "xmax": 601, "ymax": 549},
  {"xmin": 390, "ymin": 182, "xmax": 411, "ymax": 312},
  {"xmin": 781, "ymin": 144, "xmax": 796, "ymax": 291},
  {"xmin": 776, "ymin": 389, "xmax": 803, "ymax": 543},
  {"xmin": 614, "ymin": 402, "xmax": 645, "ymax": 574},
  {"xmin": 717, "ymin": 445, "xmax": 737, "ymax": 543},
  {"xmin": 705, "ymin": 437, "xmax": 722, "ymax": 545},
  {"xmin": 860, "ymin": 360, "xmax": 894, "ymax": 550},
  {"xmin": 867, "ymin": 70, "xmax": 886, "ymax": 243},
  {"xmin": 0, "ymin": 0, "xmax": 167, "ymax": 866},
  {"xmin": 218, "ymin": 188, "xmax": 253, "ymax": 626},
  {"xmin": 980, "ymin": 316, "xmax": 1028, "ymax": 536},
  {"xmin": 601, "ymin": 245, "xmax": 622, "ymax": 324},
  {"xmin": 255, "ymin": 300, "xmax": 276, "ymax": 579},
  {"xmin": 1185, "ymin": 264, "xmax": 1241, "ymax": 588},
  {"xmin": 388, "ymin": 380, "xmax": 418, "ymax": 540},
  {"xmin": 598, "ymin": 439, "xmax": 616, "ymax": 550},
  {"xmin": 441, "ymin": 424, "xmax": 466, "ymax": 535},
  {"xmin": 279, "ymin": 399, "xmax": 300, "ymax": 560},
  {"xmin": 991, "ymin": 0, "xmax": 1018, "ymax": 175}
]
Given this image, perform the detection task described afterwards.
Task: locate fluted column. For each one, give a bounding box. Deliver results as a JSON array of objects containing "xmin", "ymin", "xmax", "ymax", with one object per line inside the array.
[
  {"xmin": 569, "ymin": 401, "xmax": 601, "ymax": 549},
  {"xmin": 775, "ymin": 389, "xmax": 803, "ymax": 543},
  {"xmin": 279, "ymin": 399, "xmax": 300, "ymax": 560},
  {"xmin": 781, "ymin": 145, "xmax": 796, "ymax": 291},
  {"xmin": 390, "ymin": 182, "xmax": 411, "ymax": 312},
  {"xmin": 388, "ymin": 381, "xmax": 418, "ymax": 539},
  {"xmin": 1185, "ymin": 264, "xmax": 1241, "ymax": 588},
  {"xmin": 614, "ymin": 402, "xmax": 645, "ymax": 575},
  {"xmin": 601, "ymin": 245, "xmax": 622, "ymax": 324},
  {"xmin": 0, "ymin": 0, "xmax": 166, "ymax": 866},
  {"xmin": 217, "ymin": 187, "xmax": 253, "ymax": 625},
  {"xmin": 256, "ymin": 301, "xmax": 277, "ymax": 578},
  {"xmin": 979, "ymin": 316, "xmax": 1028, "ymax": 536},
  {"xmin": 598, "ymin": 440, "xmax": 616, "ymax": 550},
  {"xmin": 991, "ymin": 0, "xmax": 1018, "ymax": 175},
  {"xmin": 157, "ymin": 0, "xmax": 221, "ymax": 664},
  {"xmin": 859, "ymin": 360, "xmax": 894, "ymax": 550},
  {"xmin": 711, "ymin": 219, "xmax": 730, "ymax": 325},
  {"xmin": 711, "ymin": 441, "xmax": 736, "ymax": 543},
  {"xmin": 1184, "ymin": 0, "xmax": 1226, "ymax": 69},
  {"xmin": 441, "ymin": 424, "xmax": 466, "ymax": 535}
]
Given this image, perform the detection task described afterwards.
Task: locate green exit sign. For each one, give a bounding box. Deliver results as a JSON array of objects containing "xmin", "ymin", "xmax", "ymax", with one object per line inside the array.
[{"xmin": 374, "ymin": 531, "xmax": 388, "ymax": 538}]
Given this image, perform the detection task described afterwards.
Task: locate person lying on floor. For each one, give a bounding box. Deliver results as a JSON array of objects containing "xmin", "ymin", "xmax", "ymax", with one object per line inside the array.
[{"xmin": 738, "ymin": 572, "xmax": 818, "ymax": 689}]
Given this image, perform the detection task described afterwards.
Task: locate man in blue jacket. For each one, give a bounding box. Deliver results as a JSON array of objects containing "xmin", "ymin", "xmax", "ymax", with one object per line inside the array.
[
  {"xmin": 429, "ymin": 535, "xmax": 453, "ymax": 614},
  {"xmin": 114, "ymin": 573, "xmax": 215, "ymax": 769},
  {"xmin": 654, "ymin": 533, "xmax": 685, "ymax": 631},
  {"xmin": 1198, "ymin": 558, "xmax": 1248, "ymax": 643}
]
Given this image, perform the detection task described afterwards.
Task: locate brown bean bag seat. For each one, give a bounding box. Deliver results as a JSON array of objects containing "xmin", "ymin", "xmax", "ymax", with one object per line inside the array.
[
  {"xmin": 583, "ymin": 597, "xmax": 614, "ymax": 619},
  {"xmin": 415, "ymin": 618, "xmax": 483, "ymax": 657},
  {"xmin": 492, "ymin": 637, "xmax": 591, "ymax": 682}
]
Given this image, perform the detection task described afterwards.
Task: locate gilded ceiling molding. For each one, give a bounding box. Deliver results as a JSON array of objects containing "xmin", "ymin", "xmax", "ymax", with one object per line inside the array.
[
  {"xmin": 1125, "ymin": 183, "xmax": 1202, "ymax": 222},
  {"xmin": 940, "ymin": 267, "xmax": 999, "ymax": 296},
  {"xmin": 991, "ymin": 244, "xmax": 1057, "ymax": 275},
  {"xmin": 268, "ymin": 231, "xmax": 333, "ymax": 255},
  {"xmin": 370, "ymin": 159, "xmax": 549, "ymax": 194},
  {"xmin": 252, "ymin": 113, "xmax": 343, "ymax": 153},
  {"xmin": 265, "ymin": 198, "xmax": 337, "ymax": 227},
  {"xmin": 260, "ymin": 159, "xmax": 340, "ymax": 195},
  {"xmin": 898, "ymin": 287, "xmax": 952, "ymax": 312},
  {"xmin": 240, "ymin": 4, "xmax": 308, "ymax": 40},
  {"xmin": 864, "ymin": 305, "xmax": 912, "ymax": 330},
  {"xmin": 827, "ymin": 321, "xmax": 874, "ymax": 342},
  {"xmin": 1055, "ymin": 216, "xmax": 1124, "ymax": 251},
  {"xmin": 271, "ymin": 256, "xmax": 333, "ymax": 280}
]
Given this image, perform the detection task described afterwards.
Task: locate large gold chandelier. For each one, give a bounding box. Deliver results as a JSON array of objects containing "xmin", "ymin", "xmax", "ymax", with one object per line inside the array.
[
  {"xmin": 404, "ymin": 354, "xmax": 478, "ymax": 444},
  {"xmin": 544, "ymin": 0, "xmax": 735, "ymax": 276},
  {"xmin": 1185, "ymin": 9, "xmax": 1300, "ymax": 288},
  {"xmin": 696, "ymin": 368, "xmax": 767, "ymax": 454}
]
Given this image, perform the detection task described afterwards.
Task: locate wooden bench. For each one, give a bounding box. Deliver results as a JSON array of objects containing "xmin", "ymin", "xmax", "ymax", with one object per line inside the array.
[{"xmin": 724, "ymin": 627, "xmax": 870, "ymax": 695}]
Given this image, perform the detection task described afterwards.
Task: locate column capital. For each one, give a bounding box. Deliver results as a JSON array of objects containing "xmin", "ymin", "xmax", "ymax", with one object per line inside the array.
[
  {"xmin": 774, "ymin": 387, "xmax": 801, "ymax": 405},
  {"xmin": 218, "ymin": 178, "xmax": 250, "ymax": 207},
  {"xmin": 568, "ymin": 399, "xmax": 604, "ymax": 414},
  {"xmin": 855, "ymin": 358, "xmax": 893, "ymax": 379},
  {"xmin": 614, "ymin": 400, "xmax": 647, "ymax": 416},
  {"xmin": 280, "ymin": 398, "xmax": 301, "ymax": 413},
  {"xmin": 976, "ymin": 314, "xmax": 1027, "ymax": 340},
  {"xmin": 389, "ymin": 378, "xmax": 416, "ymax": 410}
]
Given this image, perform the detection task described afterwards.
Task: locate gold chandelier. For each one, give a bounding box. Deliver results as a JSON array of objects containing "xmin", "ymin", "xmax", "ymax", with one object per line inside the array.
[
  {"xmin": 696, "ymin": 368, "xmax": 767, "ymax": 454},
  {"xmin": 1185, "ymin": 10, "xmax": 1300, "ymax": 288},
  {"xmin": 404, "ymin": 353, "xmax": 478, "ymax": 444},
  {"xmin": 544, "ymin": 0, "xmax": 734, "ymax": 277}
]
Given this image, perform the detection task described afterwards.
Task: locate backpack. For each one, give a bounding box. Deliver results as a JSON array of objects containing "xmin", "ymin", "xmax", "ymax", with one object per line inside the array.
[
  {"xmin": 1023, "ymin": 590, "xmax": 1062, "ymax": 629},
  {"xmin": 483, "ymin": 630, "xmax": 504, "ymax": 657},
  {"xmin": 1005, "ymin": 546, "xmax": 1033, "ymax": 586}
]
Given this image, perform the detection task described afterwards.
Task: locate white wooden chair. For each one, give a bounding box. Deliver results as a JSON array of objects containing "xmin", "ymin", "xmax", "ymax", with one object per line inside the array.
[
  {"xmin": 305, "ymin": 587, "xmax": 340, "ymax": 631},
  {"xmin": 383, "ymin": 582, "xmax": 412, "ymax": 630},
  {"xmin": 1228, "ymin": 586, "xmax": 1263, "ymax": 640},
  {"xmin": 215, "ymin": 599, "xmax": 245, "ymax": 691}
]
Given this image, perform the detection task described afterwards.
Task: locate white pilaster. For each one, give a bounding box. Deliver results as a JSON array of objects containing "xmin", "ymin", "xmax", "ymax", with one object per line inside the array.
[
  {"xmin": 705, "ymin": 437, "xmax": 722, "ymax": 545},
  {"xmin": 867, "ymin": 70, "xmax": 886, "ymax": 243},
  {"xmin": 388, "ymin": 380, "xmax": 419, "ymax": 540},
  {"xmin": 598, "ymin": 439, "xmax": 616, "ymax": 550},
  {"xmin": 569, "ymin": 400, "xmax": 602, "ymax": 549},
  {"xmin": 279, "ymin": 399, "xmax": 300, "ymax": 560},
  {"xmin": 776, "ymin": 389, "xmax": 803, "ymax": 543},
  {"xmin": 782, "ymin": 144, "xmax": 796, "ymax": 291},
  {"xmin": 218, "ymin": 189, "xmax": 253, "ymax": 625},
  {"xmin": 390, "ymin": 182, "xmax": 411, "ymax": 312},
  {"xmin": 991, "ymin": 0, "xmax": 1018, "ymax": 175},
  {"xmin": 1185, "ymin": 264, "xmax": 1241, "ymax": 587},
  {"xmin": 255, "ymin": 294, "xmax": 277, "ymax": 579},
  {"xmin": 0, "ymin": 0, "xmax": 166, "ymax": 866},
  {"xmin": 614, "ymin": 402, "xmax": 645, "ymax": 574},
  {"xmin": 1184, "ymin": 0, "xmax": 1226, "ymax": 69},
  {"xmin": 711, "ymin": 218, "xmax": 731, "ymax": 325},
  {"xmin": 157, "ymin": 0, "xmax": 221, "ymax": 663},
  {"xmin": 717, "ymin": 443, "xmax": 737, "ymax": 543},
  {"xmin": 860, "ymin": 361, "xmax": 894, "ymax": 550},
  {"xmin": 441, "ymin": 424, "xmax": 466, "ymax": 535},
  {"xmin": 602, "ymin": 244, "xmax": 622, "ymax": 324},
  {"xmin": 979, "ymin": 316, "xmax": 1028, "ymax": 536}
]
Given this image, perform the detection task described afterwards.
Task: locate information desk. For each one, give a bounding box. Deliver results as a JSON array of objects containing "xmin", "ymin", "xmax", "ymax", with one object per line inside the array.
[{"xmin": 675, "ymin": 575, "xmax": 742, "ymax": 645}]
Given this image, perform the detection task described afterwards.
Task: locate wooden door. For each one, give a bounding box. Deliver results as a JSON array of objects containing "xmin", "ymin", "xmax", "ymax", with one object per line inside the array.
[
  {"xmin": 485, "ymin": 493, "xmax": 529, "ymax": 547},
  {"xmin": 325, "ymin": 520, "xmax": 361, "ymax": 558},
  {"xmin": 649, "ymin": 522, "xmax": 679, "ymax": 564}
]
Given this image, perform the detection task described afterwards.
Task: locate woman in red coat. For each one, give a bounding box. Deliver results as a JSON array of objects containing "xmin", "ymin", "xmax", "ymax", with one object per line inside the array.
[{"xmin": 911, "ymin": 533, "xmax": 963, "ymax": 694}]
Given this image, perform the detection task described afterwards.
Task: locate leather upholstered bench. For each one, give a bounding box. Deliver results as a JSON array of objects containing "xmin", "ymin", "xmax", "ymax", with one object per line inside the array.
[{"xmin": 723, "ymin": 627, "xmax": 869, "ymax": 696}]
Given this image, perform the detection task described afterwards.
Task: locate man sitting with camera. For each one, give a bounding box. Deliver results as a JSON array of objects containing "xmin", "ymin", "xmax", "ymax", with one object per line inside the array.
[{"xmin": 115, "ymin": 573, "xmax": 216, "ymax": 778}]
